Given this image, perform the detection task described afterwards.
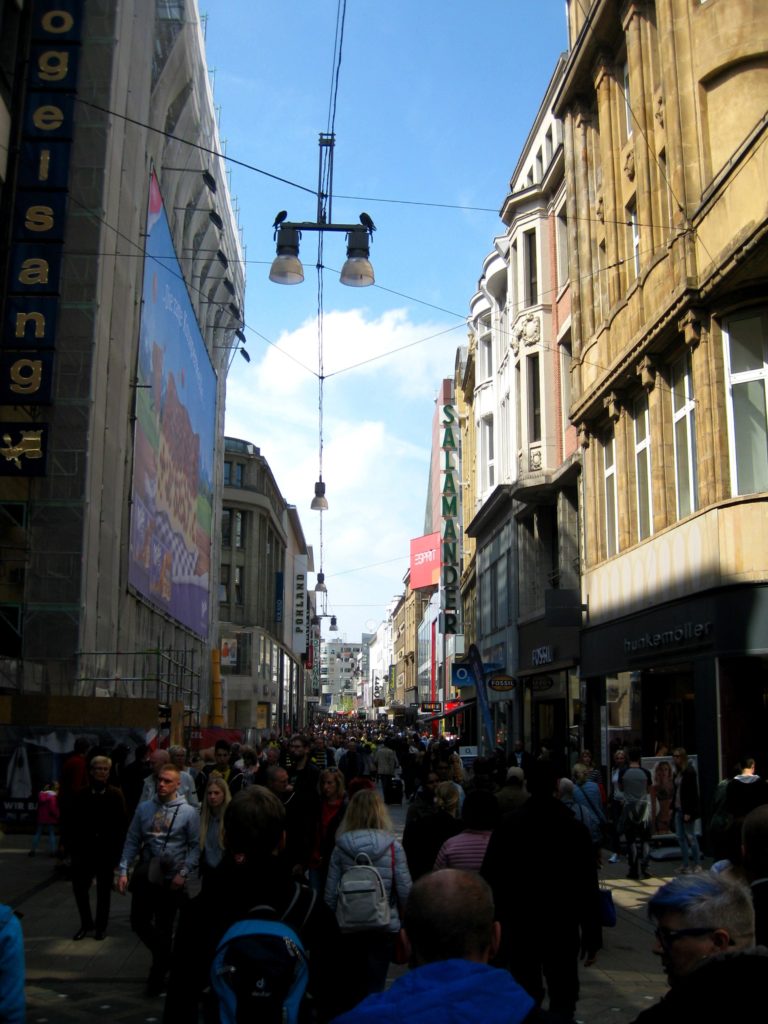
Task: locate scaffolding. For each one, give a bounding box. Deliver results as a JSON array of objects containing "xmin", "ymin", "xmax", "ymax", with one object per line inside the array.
[{"xmin": 76, "ymin": 641, "xmax": 203, "ymax": 729}]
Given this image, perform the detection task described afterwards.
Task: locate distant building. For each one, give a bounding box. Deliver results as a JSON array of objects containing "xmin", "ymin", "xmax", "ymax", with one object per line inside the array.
[
  {"xmin": 218, "ymin": 438, "xmax": 313, "ymax": 733},
  {"xmin": 466, "ymin": 57, "xmax": 573, "ymax": 753}
]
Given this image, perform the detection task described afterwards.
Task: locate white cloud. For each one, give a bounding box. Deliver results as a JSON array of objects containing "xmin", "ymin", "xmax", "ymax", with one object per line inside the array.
[{"xmin": 224, "ymin": 304, "xmax": 443, "ymax": 638}]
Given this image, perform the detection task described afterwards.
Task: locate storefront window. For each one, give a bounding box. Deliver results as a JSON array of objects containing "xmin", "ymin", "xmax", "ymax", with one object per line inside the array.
[{"xmin": 605, "ymin": 671, "xmax": 642, "ymax": 753}]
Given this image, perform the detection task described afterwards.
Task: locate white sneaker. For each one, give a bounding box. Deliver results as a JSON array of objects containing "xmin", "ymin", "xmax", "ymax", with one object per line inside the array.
[{"xmin": 608, "ymin": 853, "xmax": 620, "ymax": 864}]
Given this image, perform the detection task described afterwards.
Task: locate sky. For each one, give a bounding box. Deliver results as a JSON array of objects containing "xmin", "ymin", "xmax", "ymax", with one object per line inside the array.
[{"xmin": 203, "ymin": 2, "xmax": 568, "ymax": 641}]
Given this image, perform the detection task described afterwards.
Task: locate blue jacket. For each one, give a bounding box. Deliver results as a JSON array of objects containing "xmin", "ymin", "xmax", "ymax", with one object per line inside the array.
[
  {"xmin": 0, "ymin": 905, "xmax": 24, "ymax": 1024},
  {"xmin": 330, "ymin": 958, "xmax": 535, "ymax": 1024}
]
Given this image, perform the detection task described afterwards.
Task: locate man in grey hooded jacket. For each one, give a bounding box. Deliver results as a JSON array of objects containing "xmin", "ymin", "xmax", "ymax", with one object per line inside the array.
[{"xmin": 118, "ymin": 764, "xmax": 200, "ymax": 995}]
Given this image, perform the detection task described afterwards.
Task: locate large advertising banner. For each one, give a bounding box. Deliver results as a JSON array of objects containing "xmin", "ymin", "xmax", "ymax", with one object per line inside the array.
[
  {"xmin": 128, "ymin": 171, "xmax": 216, "ymax": 638},
  {"xmin": 410, "ymin": 532, "xmax": 440, "ymax": 589}
]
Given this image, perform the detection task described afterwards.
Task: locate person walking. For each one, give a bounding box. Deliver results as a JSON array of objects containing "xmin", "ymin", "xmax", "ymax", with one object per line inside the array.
[
  {"xmin": 619, "ymin": 748, "xmax": 653, "ymax": 880},
  {"xmin": 324, "ymin": 788, "xmax": 412, "ymax": 1015},
  {"xmin": 672, "ymin": 748, "xmax": 702, "ymax": 873},
  {"xmin": 117, "ymin": 764, "xmax": 200, "ymax": 996},
  {"xmin": 69, "ymin": 755, "xmax": 128, "ymax": 940},
  {"xmin": 198, "ymin": 776, "xmax": 231, "ymax": 879},
  {"xmin": 28, "ymin": 781, "xmax": 59, "ymax": 857}
]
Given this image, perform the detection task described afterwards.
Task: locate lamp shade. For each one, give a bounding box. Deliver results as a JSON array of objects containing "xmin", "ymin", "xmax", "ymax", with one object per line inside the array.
[
  {"xmin": 340, "ymin": 256, "xmax": 375, "ymax": 287},
  {"xmin": 310, "ymin": 480, "xmax": 328, "ymax": 510},
  {"xmin": 315, "ymin": 572, "xmax": 327, "ymax": 593},
  {"xmin": 270, "ymin": 226, "xmax": 304, "ymax": 285},
  {"xmin": 340, "ymin": 228, "xmax": 374, "ymax": 287}
]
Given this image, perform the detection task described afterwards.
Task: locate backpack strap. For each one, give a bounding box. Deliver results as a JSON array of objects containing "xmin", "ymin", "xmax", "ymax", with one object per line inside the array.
[
  {"xmin": 243, "ymin": 882, "xmax": 317, "ymax": 934},
  {"xmin": 390, "ymin": 842, "xmax": 397, "ymax": 907}
]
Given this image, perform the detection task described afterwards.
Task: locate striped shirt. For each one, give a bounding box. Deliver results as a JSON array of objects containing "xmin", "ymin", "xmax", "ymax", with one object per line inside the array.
[{"xmin": 433, "ymin": 829, "xmax": 493, "ymax": 873}]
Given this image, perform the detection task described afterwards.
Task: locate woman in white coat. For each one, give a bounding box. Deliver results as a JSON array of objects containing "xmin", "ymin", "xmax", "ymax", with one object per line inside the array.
[{"xmin": 325, "ymin": 787, "xmax": 412, "ymax": 1012}]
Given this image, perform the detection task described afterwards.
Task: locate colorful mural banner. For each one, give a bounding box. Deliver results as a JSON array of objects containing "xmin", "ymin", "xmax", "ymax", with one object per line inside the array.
[{"xmin": 127, "ymin": 171, "xmax": 216, "ymax": 638}]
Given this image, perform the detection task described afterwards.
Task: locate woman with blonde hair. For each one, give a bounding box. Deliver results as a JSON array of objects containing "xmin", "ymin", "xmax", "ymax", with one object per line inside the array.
[
  {"xmin": 325, "ymin": 788, "xmax": 412, "ymax": 1013},
  {"xmin": 308, "ymin": 767, "xmax": 347, "ymax": 893},
  {"xmin": 199, "ymin": 776, "xmax": 231, "ymax": 877}
]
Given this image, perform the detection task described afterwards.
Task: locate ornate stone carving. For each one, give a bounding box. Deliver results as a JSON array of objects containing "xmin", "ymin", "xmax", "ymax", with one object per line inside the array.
[
  {"xmin": 577, "ymin": 423, "xmax": 591, "ymax": 449},
  {"xmin": 514, "ymin": 313, "xmax": 540, "ymax": 349},
  {"xmin": 678, "ymin": 308, "xmax": 708, "ymax": 349},
  {"xmin": 637, "ymin": 355, "xmax": 659, "ymax": 392},
  {"xmin": 603, "ymin": 390, "xmax": 623, "ymax": 422},
  {"xmin": 529, "ymin": 446, "xmax": 542, "ymax": 471},
  {"xmin": 623, "ymin": 148, "xmax": 635, "ymax": 182},
  {"xmin": 654, "ymin": 92, "xmax": 664, "ymax": 129}
]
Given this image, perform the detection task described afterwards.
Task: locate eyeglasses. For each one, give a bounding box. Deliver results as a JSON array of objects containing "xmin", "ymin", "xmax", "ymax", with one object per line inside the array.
[{"xmin": 654, "ymin": 926, "xmax": 720, "ymax": 948}]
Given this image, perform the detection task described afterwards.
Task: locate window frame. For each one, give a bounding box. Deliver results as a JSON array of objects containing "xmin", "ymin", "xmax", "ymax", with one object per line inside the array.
[
  {"xmin": 671, "ymin": 353, "xmax": 699, "ymax": 519},
  {"xmin": 603, "ymin": 430, "xmax": 618, "ymax": 557},
  {"xmin": 722, "ymin": 308, "xmax": 768, "ymax": 496},
  {"xmin": 633, "ymin": 395, "xmax": 653, "ymax": 540},
  {"xmin": 524, "ymin": 229, "xmax": 538, "ymax": 307}
]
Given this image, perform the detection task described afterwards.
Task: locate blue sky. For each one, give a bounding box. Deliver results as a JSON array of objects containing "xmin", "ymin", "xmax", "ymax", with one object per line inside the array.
[{"xmin": 203, "ymin": 2, "xmax": 568, "ymax": 640}]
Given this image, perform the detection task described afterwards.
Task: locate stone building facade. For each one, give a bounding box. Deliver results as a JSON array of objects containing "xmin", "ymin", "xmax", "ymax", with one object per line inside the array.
[{"xmin": 555, "ymin": 0, "xmax": 768, "ymax": 794}]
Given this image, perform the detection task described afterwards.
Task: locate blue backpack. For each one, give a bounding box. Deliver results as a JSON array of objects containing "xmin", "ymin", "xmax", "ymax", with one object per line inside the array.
[{"xmin": 211, "ymin": 884, "xmax": 315, "ymax": 1024}]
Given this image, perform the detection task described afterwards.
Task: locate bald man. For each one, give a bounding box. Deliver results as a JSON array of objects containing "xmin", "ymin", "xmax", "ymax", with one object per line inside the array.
[{"xmin": 330, "ymin": 869, "xmax": 570, "ymax": 1023}]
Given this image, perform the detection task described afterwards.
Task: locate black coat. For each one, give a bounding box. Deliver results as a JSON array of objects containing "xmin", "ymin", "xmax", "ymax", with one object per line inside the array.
[
  {"xmin": 68, "ymin": 784, "xmax": 128, "ymax": 865},
  {"xmin": 481, "ymin": 795, "xmax": 602, "ymax": 957}
]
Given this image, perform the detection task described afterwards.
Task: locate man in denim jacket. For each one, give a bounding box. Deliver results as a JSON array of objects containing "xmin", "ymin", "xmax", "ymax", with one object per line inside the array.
[{"xmin": 118, "ymin": 764, "xmax": 199, "ymax": 995}]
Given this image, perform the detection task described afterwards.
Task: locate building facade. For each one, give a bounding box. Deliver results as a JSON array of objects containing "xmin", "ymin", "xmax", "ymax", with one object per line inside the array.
[
  {"xmin": 0, "ymin": 0, "xmax": 243, "ymax": 732},
  {"xmin": 218, "ymin": 437, "xmax": 313, "ymax": 733},
  {"xmin": 555, "ymin": 0, "xmax": 768, "ymax": 797},
  {"xmin": 466, "ymin": 57, "xmax": 576, "ymax": 756}
]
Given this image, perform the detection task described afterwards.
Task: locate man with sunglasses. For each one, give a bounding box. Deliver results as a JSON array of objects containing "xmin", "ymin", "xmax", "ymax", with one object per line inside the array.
[{"xmin": 631, "ymin": 874, "xmax": 765, "ymax": 1022}]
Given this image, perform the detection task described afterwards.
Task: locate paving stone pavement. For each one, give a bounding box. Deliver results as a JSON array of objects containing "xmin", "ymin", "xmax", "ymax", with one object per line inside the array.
[{"xmin": 1, "ymin": 805, "xmax": 679, "ymax": 1023}]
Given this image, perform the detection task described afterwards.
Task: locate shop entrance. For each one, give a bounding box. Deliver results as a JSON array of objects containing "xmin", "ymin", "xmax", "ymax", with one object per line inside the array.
[{"xmin": 532, "ymin": 696, "xmax": 568, "ymax": 776}]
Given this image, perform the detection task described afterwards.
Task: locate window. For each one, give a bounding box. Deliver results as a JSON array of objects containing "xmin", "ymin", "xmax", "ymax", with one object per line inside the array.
[
  {"xmin": 224, "ymin": 461, "xmax": 243, "ymax": 487},
  {"xmin": 482, "ymin": 333, "xmax": 493, "ymax": 378},
  {"xmin": 556, "ymin": 206, "xmax": 569, "ymax": 289},
  {"xmin": 560, "ymin": 338, "xmax": 572, "ymax": 423},
  {"xmin": 671, "ymin": 353, "xmax": 698, "ymax": 518},
  {"xmin": 222, "ymin": 509, "xmax": 231, "ymax": 546},
  {"xmin": 603, "ymin": 431, "xmax": 618, "ymax": 557},
  {"xmin": 524, "ymin": 230, "xmax": 538, "ymax": 306},
  {"xmin": 634, "ymin": 396, "xmax": 653, "ymax": 539},
  {"xmin": 219, "ymin": 564, "xmax": 229, "ymax": 603},
  {"xmin": 627, "ymin": 202, "xmax": 640, "ymax": 281},
  {"xmin": 622, "ymin": 60, "xmax": 632, "ymax": 138},
  {"xmin": 724, "ymin": 309, "xmax": 768, "ymax": 495},
  {"xmin": 535, "ymin": 148, "xmax": 543, "ymax": 183},
  {"xmin": 234, "ymin": 510, "xmax": 243, "ymax": 548},
  {"xmin": 483, "ymin": 416, "xmax": 495, "ymax": 490},
  {"xmin": 234, "ymin": 566, "xmax": 243, "ymax": 605},
  {"xmin": 528, "ymin": 353, "xmax": 541, "ymax": 443}
]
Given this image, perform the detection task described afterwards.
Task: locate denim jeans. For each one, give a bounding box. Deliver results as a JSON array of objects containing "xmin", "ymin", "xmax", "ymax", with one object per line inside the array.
[{"xmin": 675, "ymin": 809, "xmax": 701, "ymax": 867}]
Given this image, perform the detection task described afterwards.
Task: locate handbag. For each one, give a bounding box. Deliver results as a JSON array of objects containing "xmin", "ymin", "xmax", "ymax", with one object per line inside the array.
[{"xmin": 599, "ymin": 883, "xmax": 617, "ymax": 928}]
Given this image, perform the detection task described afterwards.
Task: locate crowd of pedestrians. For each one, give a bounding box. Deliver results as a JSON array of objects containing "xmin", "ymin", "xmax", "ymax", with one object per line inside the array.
[{"xmin": 1, "ymin": 728, "xmax": 767, "ymax": 1023}]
